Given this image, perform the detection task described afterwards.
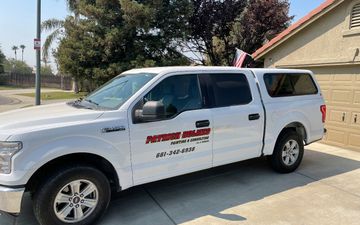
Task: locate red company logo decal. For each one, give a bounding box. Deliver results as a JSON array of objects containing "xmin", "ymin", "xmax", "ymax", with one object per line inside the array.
[{"xmin": 146, "ymin": 128, "xmax": 211, "ymax": 144}]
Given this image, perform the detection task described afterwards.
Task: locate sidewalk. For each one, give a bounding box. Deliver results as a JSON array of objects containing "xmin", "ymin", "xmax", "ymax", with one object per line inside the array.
[{"xmin": 1, "ymin": 143, "xmax": 360, "ymax": 225}]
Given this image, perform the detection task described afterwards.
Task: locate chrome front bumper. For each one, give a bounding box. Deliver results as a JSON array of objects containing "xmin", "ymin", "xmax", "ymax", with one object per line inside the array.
[{"xmin": 0, "ymin": 185, "xmax": 25, "ymax": 214}]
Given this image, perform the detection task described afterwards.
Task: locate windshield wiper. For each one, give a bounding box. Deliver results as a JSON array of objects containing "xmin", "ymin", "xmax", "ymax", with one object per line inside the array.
[
  {"xmin": 83, "ymin": 99, "xmax": 99, "ymax": 106},
  {"xmin": 67, "ymin": 98, "xmax": 92, "ymax": 110},
  {"xmin": 68, "ymin": 98, "xmax": 98, "ymax": 110},
  {"xmin": 73, "ymin": 97, "xmax": 83, "ymax": 104}
]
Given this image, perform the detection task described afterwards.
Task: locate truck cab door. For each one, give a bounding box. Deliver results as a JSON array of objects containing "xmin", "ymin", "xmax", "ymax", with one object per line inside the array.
[
  {"xmin": 128, "ymin": 74, "xmax": 213, "ymax": 185},
  {"xmin": 199, "ymin": 71, "xmax": 264, "ymax": 167}
]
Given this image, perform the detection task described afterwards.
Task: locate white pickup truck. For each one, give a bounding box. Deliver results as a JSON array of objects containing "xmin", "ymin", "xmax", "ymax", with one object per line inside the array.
[{"xmin": 0, "ymin": 67, "xmax": 325, "ymax": 225}]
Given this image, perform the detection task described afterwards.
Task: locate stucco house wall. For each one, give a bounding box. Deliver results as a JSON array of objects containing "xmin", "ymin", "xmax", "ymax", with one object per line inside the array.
[{"xmin": 255, "ymin": 0, "xmax": 360, "ymax": 151}]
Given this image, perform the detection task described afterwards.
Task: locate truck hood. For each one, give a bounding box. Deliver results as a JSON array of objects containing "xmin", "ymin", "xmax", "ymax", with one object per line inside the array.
[{"xmin": 0, "ymin": 102, "xmax": 104, "ymax": 139}]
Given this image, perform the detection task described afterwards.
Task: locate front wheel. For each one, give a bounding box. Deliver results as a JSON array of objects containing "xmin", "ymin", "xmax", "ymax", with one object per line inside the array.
[
  {"xmin": 268, "ymin": 131, "xmax": 304, "ymax": 173},
  {"xmin": 33, "ymin": 165, "xmax": 111, "ymax": 225}
]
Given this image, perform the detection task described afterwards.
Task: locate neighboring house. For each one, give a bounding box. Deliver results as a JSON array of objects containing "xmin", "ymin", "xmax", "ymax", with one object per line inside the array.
[{"xmin": 253, "ymin": 0, "xmax": 360, "ymax": 151}]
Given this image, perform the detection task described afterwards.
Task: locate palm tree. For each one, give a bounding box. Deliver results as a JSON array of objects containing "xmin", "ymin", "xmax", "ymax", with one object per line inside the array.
[
  {"xmin": 42, "ymin": 0, "xmax": 79, "ymax": 62},
  {"xmin": 42, "ymin": 0, "xmax": 80, "ymax": 92},
  {"xmin": 12, "ymin": 46, "xmax": 19, "ymax": 60},
  {"xmin": 20, "ymin": 45, "xmax": 26, "ymax": 62},
  {"xmin": 41, "ymin": 18, "xmax": 65, "ymax": 62}
]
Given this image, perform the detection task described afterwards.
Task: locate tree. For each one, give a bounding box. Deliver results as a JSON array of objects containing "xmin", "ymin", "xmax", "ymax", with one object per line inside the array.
[
  {"xmin": 56, "ymin": 0, "xmax": 191, "ymax": 88},
  {"xmin": 182, "ymin": 0, "xmax": 247, "ymax": 66},
  {"xmin": 231, "ymin": 0, "xmax": 293, "ymax": 54},
  {"xmin": 12, "ymin": 46, "xmax": 19, "ymax": 60},
  {"xmin": 54, "ymin": 0, "xmax": 292, "ymax": 86},
  {"xmin": 0, "ymin": 46, "xmax": 5, "ymax": 73},
  {"xmin": 119, "ymin": 0, "xmax": 193, "ymax": 66},
  {"xmin": 41, "ymin": 0, "xmax": 79, "ymax": 62},
  {"xmin": 41, "ymin": 65, "xmax": 54, "ymax": 76},
  {"xmin": 20, "ymin": 45, "xmax": 26, "ymax": 62},
  {"xmin": 182, "ymin": 0, "xmax": 292, "ymax": 66},
  {"xmin": 41, "ymin": 19, "xmax": 65, "ymax": 62},
  {"xmin": 3, "ymin": 59, "xmax": 33, "ymax": 74}
]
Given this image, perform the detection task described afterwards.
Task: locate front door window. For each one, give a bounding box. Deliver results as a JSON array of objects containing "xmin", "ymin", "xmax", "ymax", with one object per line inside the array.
[{"xmin": 144, "ymin": 74, "xmax": 202, "ymax": 118}]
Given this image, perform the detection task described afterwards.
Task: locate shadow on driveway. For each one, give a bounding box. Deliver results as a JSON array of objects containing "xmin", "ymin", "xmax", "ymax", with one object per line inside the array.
[{"xmin": 2, "ymin": 147, "xmax": 360, "ymax": 225}]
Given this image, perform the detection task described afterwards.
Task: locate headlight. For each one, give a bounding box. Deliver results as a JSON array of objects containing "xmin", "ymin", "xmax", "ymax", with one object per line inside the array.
[{"xmin": 0, "ymin": 142, "xmax": 22, "ymax": 174}]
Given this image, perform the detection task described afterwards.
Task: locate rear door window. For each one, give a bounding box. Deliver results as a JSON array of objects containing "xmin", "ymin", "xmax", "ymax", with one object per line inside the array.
[
  {"xmin": 263, "ymin": 73, "xmax": 318, "ymax": 97},
  {"xmin": 206, "ymin": 74, "xmax": 252, "ymax": 107}
]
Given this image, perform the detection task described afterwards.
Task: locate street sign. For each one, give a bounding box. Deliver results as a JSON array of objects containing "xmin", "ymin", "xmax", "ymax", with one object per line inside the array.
[{"xmin": 34, "ymin": 38, "xmax": 41, "ymax": 50}]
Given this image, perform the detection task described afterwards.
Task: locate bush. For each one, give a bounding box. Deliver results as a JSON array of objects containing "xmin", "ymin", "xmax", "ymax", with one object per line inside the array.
[
  {"xmin": 0, "ymin": 73, "xmax": 10, "ymax": 85},
  {"xmin": 4, "ymin": 59, "xmax": 33, "ymax": 74}
]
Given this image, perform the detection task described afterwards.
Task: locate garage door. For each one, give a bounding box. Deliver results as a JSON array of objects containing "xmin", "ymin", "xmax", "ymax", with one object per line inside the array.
[{"xmin": 314, "ymin": 66, "xmax": 360, "ymax": 151}]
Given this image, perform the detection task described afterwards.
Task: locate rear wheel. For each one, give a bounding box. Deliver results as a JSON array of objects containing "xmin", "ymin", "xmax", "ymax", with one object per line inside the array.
[
  {"xmin": 33, "ymin": 165, "xmax": 111, "ymax": 225},
  {"xmin": 269, "ymin": 131, "xmax": 304, "ymax": 173}
]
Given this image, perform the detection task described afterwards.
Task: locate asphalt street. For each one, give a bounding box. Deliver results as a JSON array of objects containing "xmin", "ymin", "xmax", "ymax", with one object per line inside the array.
[
  {"xmin": 0, "ymin": 95, "xmax": 14, "ymax": 105},
  {"xmin": 0, "ymin": 88, "xmax": 68, "ymax": 112}
]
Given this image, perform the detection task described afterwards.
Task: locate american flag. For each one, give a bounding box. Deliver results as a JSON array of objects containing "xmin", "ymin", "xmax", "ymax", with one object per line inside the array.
[{"xmin": 232, "ymin": 48, "xmax": 254, "ymax": 68}]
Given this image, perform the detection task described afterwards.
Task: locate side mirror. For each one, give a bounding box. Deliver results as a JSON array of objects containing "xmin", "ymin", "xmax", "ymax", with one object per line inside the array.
[{"xmin": 135, "ymin": 101, "xmax": 166, "ymax": 122}]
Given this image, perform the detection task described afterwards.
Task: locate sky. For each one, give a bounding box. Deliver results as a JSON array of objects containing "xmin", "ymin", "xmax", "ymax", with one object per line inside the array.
[{"xmin": 0, "ymin": 0, "xmax": 325, "ymax": 71}]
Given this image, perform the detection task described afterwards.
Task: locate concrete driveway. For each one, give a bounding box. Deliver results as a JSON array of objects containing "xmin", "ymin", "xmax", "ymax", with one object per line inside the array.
[{"xmin": 1, "ymin": 143, "xmax": 360, "ymax": 225}]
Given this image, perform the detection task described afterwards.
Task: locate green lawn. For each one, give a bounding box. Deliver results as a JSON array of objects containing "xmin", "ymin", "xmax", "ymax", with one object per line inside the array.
[
  {"xmin": 0, "ymin": 85, "xmax": 20, "ymax": 90},
  {"xmin": 17, "ymin": 92, "xmax": 87, "ymax": 100}
]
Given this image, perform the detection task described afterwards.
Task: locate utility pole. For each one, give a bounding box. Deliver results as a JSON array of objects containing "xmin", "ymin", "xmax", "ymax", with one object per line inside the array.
[{"xmin": 35, "ymin": 0, "xmax": 41, "ymax": 105}]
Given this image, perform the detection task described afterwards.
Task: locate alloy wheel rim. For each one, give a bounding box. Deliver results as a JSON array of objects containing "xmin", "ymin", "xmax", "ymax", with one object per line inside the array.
[
  {"xmin": 281, "ymin": 139, "xmax": 300, "ymax": 166},
  {"xmin": 53, "ymin": 179, "xmax": 99, "ymax": 223}
]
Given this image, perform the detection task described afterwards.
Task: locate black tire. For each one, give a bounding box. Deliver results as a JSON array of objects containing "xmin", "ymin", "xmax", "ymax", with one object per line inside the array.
[
  {"xmin": 33, "ymin": 165, "xmax": 111, "ymax": 225},
  {"xmin": 268, "ymin": 131, "xmax": 304, "ymax": 173}
]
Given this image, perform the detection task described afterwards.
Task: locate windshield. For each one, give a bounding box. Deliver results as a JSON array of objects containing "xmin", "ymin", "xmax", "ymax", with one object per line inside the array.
[{"xmin": 78, "ymin": 73, "xmax": 157, "ymax": 110}]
